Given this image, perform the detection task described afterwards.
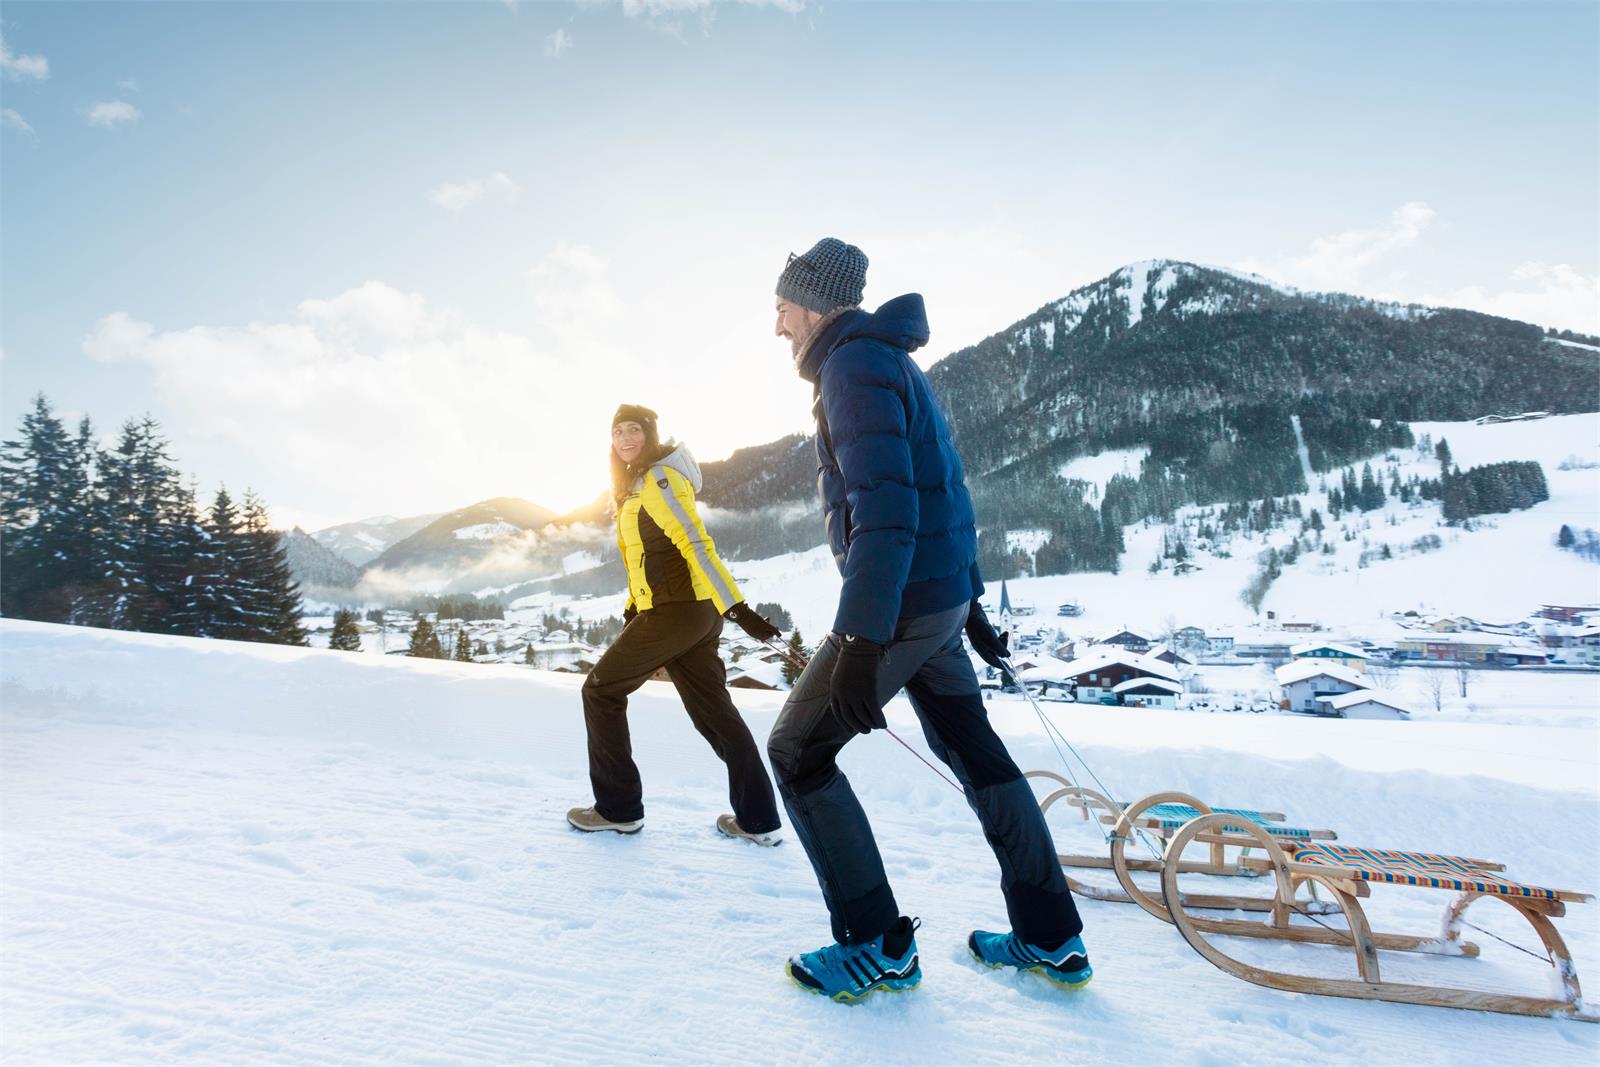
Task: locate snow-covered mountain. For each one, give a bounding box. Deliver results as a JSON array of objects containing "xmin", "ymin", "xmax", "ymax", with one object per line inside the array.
[
  {"xmin": 310, "ymin": 511, "xmax": 443, "ymax": 567},
  {"xmin": 701, "ymin": 259, "xmax": 1598, "ymax": 514}
]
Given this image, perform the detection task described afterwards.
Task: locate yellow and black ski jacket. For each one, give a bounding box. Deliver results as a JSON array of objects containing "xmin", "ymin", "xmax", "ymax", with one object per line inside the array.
[{"xmin": 616, "ymin": 444, "xmax": 744, "ymax": 615}]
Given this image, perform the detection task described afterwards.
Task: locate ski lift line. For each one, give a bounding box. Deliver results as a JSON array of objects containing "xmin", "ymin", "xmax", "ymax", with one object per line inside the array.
[{"xmin": 760, "ymin": 639, "xmax": 965, "ymax": 795}]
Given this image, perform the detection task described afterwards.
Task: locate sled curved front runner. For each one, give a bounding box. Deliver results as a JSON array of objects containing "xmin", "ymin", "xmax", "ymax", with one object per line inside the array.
[
  {"xmin": 1159, "ymin": 812, "xmax": 1597, "ymax": 1022},
  {"xmin": 1023, "ymin": 774, "xmax": 1339, "ymax": 917}
]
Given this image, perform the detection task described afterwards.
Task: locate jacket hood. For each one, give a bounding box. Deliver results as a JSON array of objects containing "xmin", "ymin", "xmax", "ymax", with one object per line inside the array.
[
  {"xmin": 637, "ymin": 441, "xmax": 701, "ymax": 493},
  {"xmin": 797, "ymin": 294, "xmax": 929, "ymax": 382}
]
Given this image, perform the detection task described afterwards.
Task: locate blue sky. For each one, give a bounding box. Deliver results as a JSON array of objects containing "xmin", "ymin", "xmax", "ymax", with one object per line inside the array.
[{"xmin": 3, "ymin": 1, "xmax": 1596, "ymax": 527}]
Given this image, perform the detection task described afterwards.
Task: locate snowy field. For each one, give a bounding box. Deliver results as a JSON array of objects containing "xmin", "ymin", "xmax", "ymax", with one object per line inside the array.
[{"xmin": 3, "ymin": 619, "xmax": 1597, "ymax": 1064}]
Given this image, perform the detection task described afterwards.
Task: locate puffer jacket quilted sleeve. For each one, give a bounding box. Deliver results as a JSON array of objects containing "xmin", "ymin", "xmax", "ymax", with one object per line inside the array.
[{"xmin": 820, "ymin": 341, "xmax": 918, "ymax": 644}]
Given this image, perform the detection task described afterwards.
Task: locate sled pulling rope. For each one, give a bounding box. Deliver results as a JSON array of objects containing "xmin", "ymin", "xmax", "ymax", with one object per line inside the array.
[{"xmin": 761, "ymin": 639, "xmax": 964, "ymax": 794}]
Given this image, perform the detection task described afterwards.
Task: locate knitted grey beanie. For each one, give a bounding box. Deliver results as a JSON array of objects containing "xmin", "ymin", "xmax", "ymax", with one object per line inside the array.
[{"xmin": 776, "ymin": 238, "xmax": 868, "ymax": 315}]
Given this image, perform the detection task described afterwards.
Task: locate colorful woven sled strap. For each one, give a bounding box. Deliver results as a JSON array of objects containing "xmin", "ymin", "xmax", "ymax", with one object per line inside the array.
[{"xmin": 1292, "ymin": 842, "xmax": 1558, "ymax": 900}]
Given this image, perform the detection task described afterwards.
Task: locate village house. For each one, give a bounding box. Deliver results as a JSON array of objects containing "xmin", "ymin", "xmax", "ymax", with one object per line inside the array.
[
  {"xmin": 1393, "ymin": 633, "xmax": 1502, "ymax": 663},
  {"xmin": 1174, "ymin": 625, "xmax": 1208, "ymax": 651},
  {"xmin": 1233, "ymin": 638, "xmax": 1294, "ymax": 664},
  {"xmin": 1148, "ymin": 643, "xmax": 1194, "ymax": 667},
  {"xmin": 1312, "ymin": 690, "xmax": 1413, "ymax": 720},
  {"xmin": 1290, "ymin": 641, "xmax": 1369, "ymax": 673},
  {"xmin": 1096, "ymin": 629, "xmax": 1153, "ymax": 654},
  {"xmin": 1553, "ymin": 628, "xmax": 1600, "ymax": 665},
  {"xmin": 1274, "ymin": 660, "xmax": 1370, "ymax": 713},
  {"xmin": 1204, "ymin": 634, "xmax": 1236, "ymax": 657},
  {"xmin": 1112, "ymin": 676, "xmax": 1183, "ymax": 709},
  {"xmin": 1537, "ymin": 604, "xmax": 1600, "ymax": 625},
  {"xmin": 1022, "ymin": 650, "xmax": 1181, "ymax": 703}
]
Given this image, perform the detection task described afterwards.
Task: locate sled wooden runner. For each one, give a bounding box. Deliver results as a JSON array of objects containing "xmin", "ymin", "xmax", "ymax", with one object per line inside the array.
[
  {"xmin": 1024, "ymin": 774, "xmax": 1341, "ymax": 918},
  {"xmin": 1159, "ymin": 812, "xmax": 1597, "ymax": 1021}
]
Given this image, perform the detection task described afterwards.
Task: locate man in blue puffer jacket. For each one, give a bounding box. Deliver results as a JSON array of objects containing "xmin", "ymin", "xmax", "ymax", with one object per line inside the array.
[{"xmin": 767, "ymin": 238, "xmax": 1089, "ymax": 1002}]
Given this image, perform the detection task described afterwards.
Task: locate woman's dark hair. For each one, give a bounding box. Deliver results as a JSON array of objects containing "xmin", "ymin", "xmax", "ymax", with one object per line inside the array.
[{"xmin": 609, "ymin": 420, "xmax": 669, "ymax": 507}]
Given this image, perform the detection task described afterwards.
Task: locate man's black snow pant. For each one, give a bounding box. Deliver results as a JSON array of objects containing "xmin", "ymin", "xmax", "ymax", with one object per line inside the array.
[
  {"xmin": 767, "ymin": 602, "xmax": 1082, "ymax": 947},
  {"xmin": 582, "ymin": 598, "xmax": 781, "ymax": 834}
]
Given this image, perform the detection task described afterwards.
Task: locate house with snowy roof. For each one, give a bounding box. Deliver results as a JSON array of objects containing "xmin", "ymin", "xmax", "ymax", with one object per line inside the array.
[
  {"xmin": 1274, "ymin": 660, "xmax": 1370, "ymax": 714},
  {"xmin": 1148, "ymin": 643, "xmax": 1194, "ymax": 667},
  {"xmin": 1291, "ymin": 641, "xmax": 1368, "ymax": 673},
  {"xmin": 1096, "ymin": 629, "xmax": 1152, "ymax": 654},
  {"xmin": 1112, "ymin": 676, "xmax": 1183, "ymax": 709},
  {"xmin": 1312, "ymin": 690, "xmax": 1413, "ymax": 720},
  {"xmin": 1023, "ymin": 650, "xmax": 1180, "ymax": 703}
]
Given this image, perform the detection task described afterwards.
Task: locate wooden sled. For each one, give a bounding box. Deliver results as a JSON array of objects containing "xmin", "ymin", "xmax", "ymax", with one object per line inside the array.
[
  {"xmin": 1024, "ymin": 773, "xmax": 1341, "ymax": 919},
  {"xmin": 1159, "ymin": 811, "xmax": 1597, "ymax": 1021}
]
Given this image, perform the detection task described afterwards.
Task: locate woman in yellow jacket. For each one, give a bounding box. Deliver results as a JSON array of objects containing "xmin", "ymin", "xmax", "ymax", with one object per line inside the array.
[{"xmin": 567, "ymin": 404, "xmax": 786, "ymax": 845}]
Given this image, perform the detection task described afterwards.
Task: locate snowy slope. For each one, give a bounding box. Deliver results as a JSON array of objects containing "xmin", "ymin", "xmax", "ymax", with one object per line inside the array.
[{"xmin": 2, "ymin": 620, "xmax": 1596, "ymax": 1064}]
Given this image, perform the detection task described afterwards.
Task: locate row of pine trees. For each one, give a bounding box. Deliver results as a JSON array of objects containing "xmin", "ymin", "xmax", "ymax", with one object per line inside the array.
[{"xmin": 0, "ymin": 394, "xmax": 307, "ymax": 644}]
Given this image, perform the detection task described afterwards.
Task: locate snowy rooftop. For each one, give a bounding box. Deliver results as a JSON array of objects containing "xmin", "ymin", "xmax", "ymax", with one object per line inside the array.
[
  {"xmin": 1274, "ymin": 660, "xmax": 1370, "ymax": 688},
  {"xmin": 1026, "ymin": 649, "xmax": 1181, "ymax": 684},
  {"xmin": 1315, "ymin": 689, "xmax": 1416, "ymax": 715}
]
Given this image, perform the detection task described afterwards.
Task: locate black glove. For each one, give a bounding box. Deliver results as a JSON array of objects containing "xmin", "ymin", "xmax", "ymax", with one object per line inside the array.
[
  {"xmin": 965, "ymin": 600, "xmax": 1015, "ymax": 685},
  {"xmin": 623, "ymin": 604, "xmax": 637, "ymax": 624},
  {"xmin": 724, "ymin": 602, "xmax": 781, "ymax": 643},
  {"xmin": 830, "ymin": 634, "xmax": 887, "ymax": 735}
]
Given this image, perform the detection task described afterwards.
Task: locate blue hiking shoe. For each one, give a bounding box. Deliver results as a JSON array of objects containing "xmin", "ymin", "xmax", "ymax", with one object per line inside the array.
[
  {"xmin": 786, "ymin": 917, "xmax": 922, "ymax": 1002},
  {"xmin": 968, "ymin": 930, "xmax": 1092, "ymax": 989}
]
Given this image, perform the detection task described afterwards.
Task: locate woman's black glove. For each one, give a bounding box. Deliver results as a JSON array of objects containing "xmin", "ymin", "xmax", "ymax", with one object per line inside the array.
[
  {"xmin": 830, "ymin": 634, "xmax": 887, "ymax": 734},
  {"xmin": 623, "ymin": 604, "xmax": 637, "ymax": 624},
  {"xmin": 965, "ymin": 600, "xmax": 1015, "ymax": 685},
  {"xmin": 724, "ymin": 602, "xmax": 781, "ymax": 643}
]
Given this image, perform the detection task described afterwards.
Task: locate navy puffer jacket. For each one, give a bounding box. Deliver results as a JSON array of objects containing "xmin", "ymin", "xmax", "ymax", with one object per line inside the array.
[{"xmin": 797, "ymin": 293, "xmax": 983, "ymax": 644}]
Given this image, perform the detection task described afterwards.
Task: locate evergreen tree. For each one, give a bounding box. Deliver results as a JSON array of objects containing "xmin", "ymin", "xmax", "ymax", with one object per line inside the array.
[
  {"xmin": 453, "ymin": 625, "xmax": 474, "ymax": 661},
  {"xmin": 329, "ymin": 608, "xmax": 363, "ymax": 652},
  {"xmin": 781, "ymin": 629, "xmax": 809, "ymax": 685},
  {"xmin": 236, "ymin": 490, "xmax": 308, "ymax": 645},
  {"xmin": 0, "ymin": 395, "xmax": 97, "ymax": 620},
  {"xmin": 193, "ymin": 487, "xmax": 249, "ymax": 638},
  {"xmin": 1435, "ymin": 437, "xmax": 1452, "ymax": 473},
  {"xmin": 523, "ymin": 642, "xmax": 535, "ymax": 665},
  {"xmin": 1558, "ymin": 524, "xmax": 1577, "ymax": 548},
  {"xmin": 408, "ymin": 615, "xmax": 444, "ymax": 659}
]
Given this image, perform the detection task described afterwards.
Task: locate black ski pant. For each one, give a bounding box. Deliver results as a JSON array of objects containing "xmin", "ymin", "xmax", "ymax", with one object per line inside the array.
[
  {"xmin": 582, "ymin": 598, "xmax": 781, "ymax": 834},
  {"xmin": 767, "ymin": 602, "xmax": 1082, "ymax": 947}
]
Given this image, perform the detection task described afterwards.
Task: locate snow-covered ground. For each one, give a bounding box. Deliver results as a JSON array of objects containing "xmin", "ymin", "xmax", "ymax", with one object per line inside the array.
[{"xmin": 3, "ymin": 619, "xmax": 1596, "ymax": 1063}]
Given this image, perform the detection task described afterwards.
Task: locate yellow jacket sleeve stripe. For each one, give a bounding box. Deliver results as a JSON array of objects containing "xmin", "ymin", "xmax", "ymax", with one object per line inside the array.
[{"xmin": 642, "ymin": 465, "xmax": 742, "ymax": 613}]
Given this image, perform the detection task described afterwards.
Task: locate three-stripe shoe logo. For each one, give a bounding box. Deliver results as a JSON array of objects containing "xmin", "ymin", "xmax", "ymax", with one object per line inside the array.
[{"xmin": 843, "ymin": 952, "xmax": 918, "ymax": 992}]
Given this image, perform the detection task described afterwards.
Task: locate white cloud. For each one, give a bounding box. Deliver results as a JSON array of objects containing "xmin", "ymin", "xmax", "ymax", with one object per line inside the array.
[
  {"xmin": 118, "ymin": 77, "xmax": 139, "ymax": 92},
  {"xmin": 1433, "ymin": 262, "xmax": 1600, "ymax": 335},
  {"xmin": 81, "ymin": 267, "xmax": 644, "ymax": 517},
  {"xmin": 0, "ymin": 34, "xmax": 48, "ymax": 80},
  {"xmin": 545, "ymin": 28, "xmax": 573, "ymax": 57},
  {"xmin": 525, "ymin": 242, "xmax": 623, "ymax": 336},
  {"xmin": 428, "ymin": 171, "xmax": 519, "ymax": 214},
  {"xmin": 2, "ymin": 108, "xmax": 34, "ymax": 136},
  {"xmin": 87, "ymin": 101, "xmax": 141, "ymax": 128},
  {"xmin": 1238, "ymin": 201, "xmax": 1437, "ymax": 293}
]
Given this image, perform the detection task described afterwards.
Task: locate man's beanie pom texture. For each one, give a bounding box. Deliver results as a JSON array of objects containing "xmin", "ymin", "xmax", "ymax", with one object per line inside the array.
[{"xmin": 776, "ymin": 238, "xmax": 868, "ymax": 315}]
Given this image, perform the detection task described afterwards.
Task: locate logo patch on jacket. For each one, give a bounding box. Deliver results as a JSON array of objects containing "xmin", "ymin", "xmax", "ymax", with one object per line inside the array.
[{"xmin": 657, "ymin": 477, "xmax": 670, "ymax": 489}]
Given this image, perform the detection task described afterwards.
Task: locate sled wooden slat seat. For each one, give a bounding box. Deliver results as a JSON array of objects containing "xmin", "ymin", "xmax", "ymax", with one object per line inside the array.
[
  {"xmin": 1160, "ymin": 812, "xmax": 1597, "ymax": 1022},
  {"xmin": 1290, "ymin": 842, "xmax": 1586, "ymax": 901}
]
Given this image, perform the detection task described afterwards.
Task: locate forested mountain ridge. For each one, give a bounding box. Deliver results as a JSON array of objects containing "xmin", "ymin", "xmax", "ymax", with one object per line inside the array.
[{"xmin": 701, "ymin": 260, "xmax": 1598, "ymax": 528}]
